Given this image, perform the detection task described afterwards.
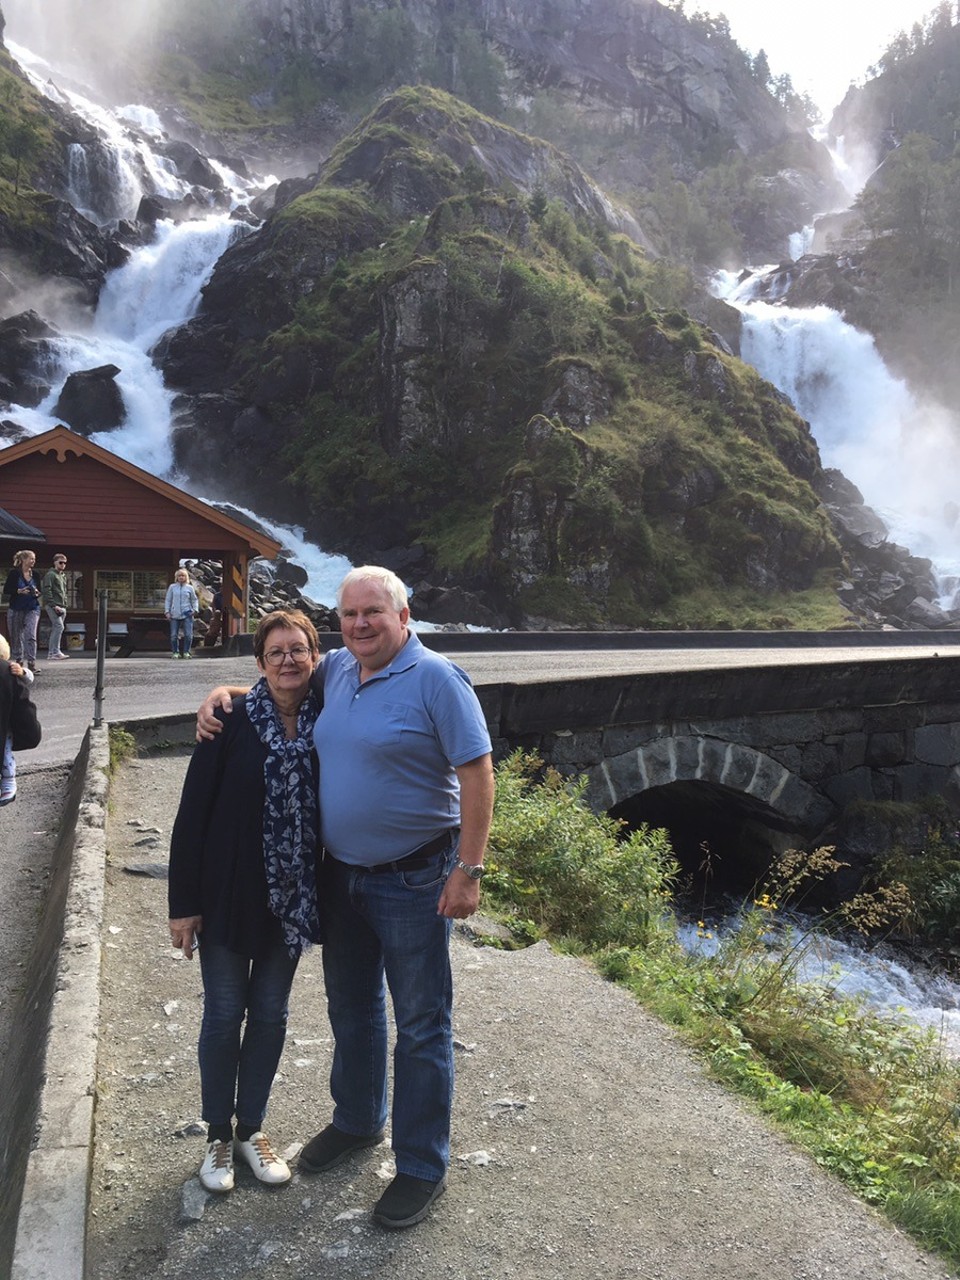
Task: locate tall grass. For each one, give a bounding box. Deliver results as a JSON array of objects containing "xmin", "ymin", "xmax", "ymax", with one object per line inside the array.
[{"xmin": 487, "ymin": 752, "xmax": 960, "ymax": 1267}]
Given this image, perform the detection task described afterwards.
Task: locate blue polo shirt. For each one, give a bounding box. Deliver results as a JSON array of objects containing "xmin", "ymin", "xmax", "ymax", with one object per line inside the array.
[{"xmin": 314, "ymin": 632, "xmax": 492, "ymax": 864}]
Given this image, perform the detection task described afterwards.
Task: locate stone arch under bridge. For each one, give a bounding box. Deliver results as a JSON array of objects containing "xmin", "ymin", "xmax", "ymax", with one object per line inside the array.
[{"xmin": 582, "ymin": 734, "xmax": 835, "ymax": 836}]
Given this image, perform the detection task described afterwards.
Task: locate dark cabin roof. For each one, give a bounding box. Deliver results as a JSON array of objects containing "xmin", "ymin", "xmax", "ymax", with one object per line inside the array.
[{"xmin": 0, "ymin": 505, "xmax": 46, "ymax": 543}]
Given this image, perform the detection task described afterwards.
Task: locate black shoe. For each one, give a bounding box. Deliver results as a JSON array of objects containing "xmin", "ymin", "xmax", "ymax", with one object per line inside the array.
[
  {"xmin": 298, "ymin": 1124, "xmax": 384, "ymax": 1174},
  {"xmin": 372, "ymin": 1173, "xmax": 446, "ymax": 1229}
]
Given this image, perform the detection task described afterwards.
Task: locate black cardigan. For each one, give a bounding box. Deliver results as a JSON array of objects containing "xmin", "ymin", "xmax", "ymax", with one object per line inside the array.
[
  {"xmin": 3, "ymin": 568, "xmax": 41, "ymax": 611},
  {"xmin": 168, "ymin": 698, "xmax": 320, "ymax": 959},
  {"xmin": 0, "ymin": 661, "xmax": 41, "ymax": 753}
]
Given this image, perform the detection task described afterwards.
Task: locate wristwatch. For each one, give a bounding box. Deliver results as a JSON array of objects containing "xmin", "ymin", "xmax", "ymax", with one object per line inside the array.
[{"xmin": 455, "ymin": 858, "xmax": 485, "ymax": 880}]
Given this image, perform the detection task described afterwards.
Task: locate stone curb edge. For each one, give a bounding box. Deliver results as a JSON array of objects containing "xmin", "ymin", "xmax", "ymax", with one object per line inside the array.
[
  {"xmin": 11, "ymin": 724, "xmax": 110, "ymax": 1280},
  {"xmin": 10, "ymin": 715, "xmax": 197, "ymax": 1280}
]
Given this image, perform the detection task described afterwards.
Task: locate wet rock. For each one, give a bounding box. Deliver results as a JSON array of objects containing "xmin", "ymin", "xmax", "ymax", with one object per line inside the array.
[
  {"xmin": 53, "ymin": 364, "xmax": 125, "ymax": 434},
  {"xmin": 0, "ymin": 311, "xmax": 58, "ymax": 408}
]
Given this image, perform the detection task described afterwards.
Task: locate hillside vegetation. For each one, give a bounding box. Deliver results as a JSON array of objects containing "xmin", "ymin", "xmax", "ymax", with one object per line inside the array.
[{"xmin": 163, "ymin": 87, "xmax": 844, "ymax": 628}]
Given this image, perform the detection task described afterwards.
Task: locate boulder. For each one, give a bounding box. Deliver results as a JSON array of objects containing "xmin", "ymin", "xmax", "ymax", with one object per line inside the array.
[
  {"xmin": 542, "ymin": 361, "xmax": 612, "ymax": 431},
  {"xmin": 408, "ymin": 583, "xmax": 508, "ymax": 630},
  {"xmin": 53, "ymin": 365, "xmax": 125, "ymax": 434},
  {"xmin": 156, "ymin": 140, "xmax": 225, "ymax": 192}
]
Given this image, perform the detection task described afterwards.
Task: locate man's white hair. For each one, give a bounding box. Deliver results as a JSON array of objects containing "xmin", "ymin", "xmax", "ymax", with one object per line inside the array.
[{"xmin": 337, "ymin": 565, "xmax": 408, "ymax": 612}]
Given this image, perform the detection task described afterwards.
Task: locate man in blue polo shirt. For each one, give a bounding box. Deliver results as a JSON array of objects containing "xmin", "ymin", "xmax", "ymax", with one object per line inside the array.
[{"xmin": 197, "ymin": 565, "xmax": 493, "ymax": 1228}]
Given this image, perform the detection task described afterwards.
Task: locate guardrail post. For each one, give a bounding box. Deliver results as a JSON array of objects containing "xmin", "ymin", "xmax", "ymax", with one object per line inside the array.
[{"xmin": 93, "ymin": 590, "xmax": 108, "ymax": 728}]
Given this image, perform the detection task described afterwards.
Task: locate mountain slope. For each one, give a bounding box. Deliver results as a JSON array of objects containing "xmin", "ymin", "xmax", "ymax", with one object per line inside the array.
[{"xmin": 159, "ymin": 86, "xmax": 843, "ymax": 628}]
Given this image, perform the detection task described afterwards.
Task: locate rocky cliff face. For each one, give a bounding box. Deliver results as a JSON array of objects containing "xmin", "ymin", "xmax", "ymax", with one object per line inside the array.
[
  {"xmin": 242, "ymin": 0, "xmax": 844, "ymax": 261},
  {"xmin": 2, "ymin": 0, "xmax": 844, "ymax": 263},
  {"xmin": 254, "ymin": 0, "xmax": 784, "ymax": 150},
  {"xmin": 152, "ymin": 86, "xmax": 849, "ymax": 629}
]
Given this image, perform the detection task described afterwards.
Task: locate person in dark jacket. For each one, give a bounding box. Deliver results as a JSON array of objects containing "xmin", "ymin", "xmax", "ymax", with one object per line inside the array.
[
  {"xmin": 168, "ymin": 608, "xmax": 322, "ymax": 1193},
  {"xmin": 0, "ymin": 645, "xmax": 41, "ymax": 806},
  {"xmin": 3, "ymin": 549, "xmax": 42, "ymax": 674}
]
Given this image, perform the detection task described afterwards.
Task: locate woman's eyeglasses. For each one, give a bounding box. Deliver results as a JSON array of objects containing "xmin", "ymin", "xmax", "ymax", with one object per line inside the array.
[{"xmin": 263, "ymin": 645, "xmax": 312, "ymax": 666}]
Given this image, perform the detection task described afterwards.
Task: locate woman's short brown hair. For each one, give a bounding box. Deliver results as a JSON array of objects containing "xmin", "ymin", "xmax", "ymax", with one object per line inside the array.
[{"xmin": 253, "ymin": 609, "xmax": 321, "ymax": 663}]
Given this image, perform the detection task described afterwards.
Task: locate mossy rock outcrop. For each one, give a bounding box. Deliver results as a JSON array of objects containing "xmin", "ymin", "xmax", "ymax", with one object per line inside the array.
[{"xmin": 161, "ymin": 86, "xmax": 844, "ymax": 628}]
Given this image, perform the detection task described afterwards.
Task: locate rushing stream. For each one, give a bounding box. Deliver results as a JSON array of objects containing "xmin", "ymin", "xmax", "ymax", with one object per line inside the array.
[{"xmin": 679, "ymin": 913, "xmax": 960, "ymax": 1057}]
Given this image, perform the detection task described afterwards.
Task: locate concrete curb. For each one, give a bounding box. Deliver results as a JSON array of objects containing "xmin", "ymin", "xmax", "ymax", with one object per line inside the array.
[{"xmin": 11, "ymin": 726, "xmax": 110, "ymax": 1280}]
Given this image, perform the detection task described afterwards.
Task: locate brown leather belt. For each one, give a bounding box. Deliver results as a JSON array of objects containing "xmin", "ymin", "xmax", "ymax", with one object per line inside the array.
[{"xmin": 361, "ymin": 829, "xmax": 459, "ymax": 874}]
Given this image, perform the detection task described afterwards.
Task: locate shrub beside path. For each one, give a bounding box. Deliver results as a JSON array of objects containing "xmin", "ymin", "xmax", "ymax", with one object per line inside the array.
[{"xmin": 87, "ymin": 748, "xmax": 957, "ymax": 1280}]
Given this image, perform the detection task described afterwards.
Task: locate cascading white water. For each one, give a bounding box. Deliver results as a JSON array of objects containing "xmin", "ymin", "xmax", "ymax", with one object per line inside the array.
[
  {"xmin": 680, "ymin": 914, "xmax": 960, "ymax": 1056},
  {"xmin": 0, "ymin": 41, "xmax": 354, "ymax": 605},
  {"xmin": 17, "ymin": 215, "xmax": 242, "ymax": 477},
  {"xmin": 717, "ymin": 279, "xmax": 960, "ymax": 606},
  {"xmin": 9, "ymin": 40, "xmax": 190, "ymax": 225},
  {"xmin": 787, "ymin": 224, "xmax": 814, "ymax": 260},
  {"xmin": 95, "ymin": 215, "xmax": 242, "ymax": 349}
]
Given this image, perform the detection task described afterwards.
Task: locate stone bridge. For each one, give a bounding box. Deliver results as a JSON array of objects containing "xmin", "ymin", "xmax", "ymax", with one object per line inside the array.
[{"xmin": 471, "ymin": 652, "xmax": 960, "ymax": 870}]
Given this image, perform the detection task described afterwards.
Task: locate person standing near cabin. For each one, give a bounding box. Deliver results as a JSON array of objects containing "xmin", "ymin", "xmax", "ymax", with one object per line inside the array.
[
  {"xmin": 41, "ymin": 552, "xmax": 70, "ymax": 660},
  {"xmin": 3, "ymin": 549, "xmax": 42, "ymax": 675},
  {"xmin": 165, "ymin": 567, "xmax": 199, "ymax": 659}
]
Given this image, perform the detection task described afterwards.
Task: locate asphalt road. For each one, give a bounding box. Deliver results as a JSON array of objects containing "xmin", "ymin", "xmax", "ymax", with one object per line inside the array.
[{"xmin": 17, "ymin": 642, "xmax": 957, "ymax": 770}]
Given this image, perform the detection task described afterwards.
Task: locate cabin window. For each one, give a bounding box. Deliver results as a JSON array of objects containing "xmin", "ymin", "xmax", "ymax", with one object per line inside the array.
[{"xmin": 94, "ymin": 569, "xmax": 168, "ymax": 612}]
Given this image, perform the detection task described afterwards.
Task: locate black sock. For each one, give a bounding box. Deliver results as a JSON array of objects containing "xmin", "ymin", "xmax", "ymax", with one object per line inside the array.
[
  {"xmin": 207, "ymin": 1122, "xmax": 233, "ymax": 1144},
  {"xmin": 235, "ymin": 1122, "xmax": 258, "ymax": 1143}
]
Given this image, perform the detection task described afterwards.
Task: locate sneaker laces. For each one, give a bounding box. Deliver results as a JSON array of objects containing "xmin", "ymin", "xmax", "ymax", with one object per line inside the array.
[
  {"xmin": 247, "ymin": 1134, "xmax": 281, "ymax": 1166},
  {"xmin": 207, "ymin": 1140, "xmax": 233, "ymax": 1169}
]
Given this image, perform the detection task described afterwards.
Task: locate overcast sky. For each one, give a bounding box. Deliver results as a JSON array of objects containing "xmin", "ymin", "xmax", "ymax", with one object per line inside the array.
[{"xmin": 711, "ymin": 0, "xmax": 942, "ymax": 114}]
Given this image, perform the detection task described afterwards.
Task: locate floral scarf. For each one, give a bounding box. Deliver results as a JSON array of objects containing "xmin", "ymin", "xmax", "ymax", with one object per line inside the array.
[{"xmin": 245, "ymin": 677, "xmax": 321, "ymax": 957}]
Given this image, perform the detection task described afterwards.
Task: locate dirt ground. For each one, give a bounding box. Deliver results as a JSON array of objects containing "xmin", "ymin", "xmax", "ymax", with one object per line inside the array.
[{"xmin": 87, "ymin": 746, "xmax": 958, "ymax": 1280}]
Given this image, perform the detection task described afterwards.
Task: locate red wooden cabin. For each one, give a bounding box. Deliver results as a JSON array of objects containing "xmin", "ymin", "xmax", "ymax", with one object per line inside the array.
[{"xmin": 0, "ymin": 426, "xmax": 282, "ymax": 650}]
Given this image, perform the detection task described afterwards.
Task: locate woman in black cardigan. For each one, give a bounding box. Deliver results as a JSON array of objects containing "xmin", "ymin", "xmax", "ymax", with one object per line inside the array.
[
  {"xmin": 169, "ymin": 609, "xmax": 322, "ymax": 1193},
  {"xmin": 3, "ymin": 549, "xmax": 42, "ymax": 673}
]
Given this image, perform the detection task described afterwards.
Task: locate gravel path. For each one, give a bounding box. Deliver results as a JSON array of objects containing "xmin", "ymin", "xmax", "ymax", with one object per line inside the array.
[{"xmin": 88, "ymin": 748, "xmax": 958, "ymax": 1280}]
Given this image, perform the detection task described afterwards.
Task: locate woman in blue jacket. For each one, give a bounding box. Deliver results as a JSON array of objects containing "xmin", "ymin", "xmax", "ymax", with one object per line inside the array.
[{"xmin": 164, "ymin": 567, "xmax": 200, "ymax": 658}]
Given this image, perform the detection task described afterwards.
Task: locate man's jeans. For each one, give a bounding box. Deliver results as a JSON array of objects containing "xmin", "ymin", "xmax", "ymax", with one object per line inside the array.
[
  {"xmin": 321, "ymin": 846, "xmax": 455, "ymax": 1182},
  {"xmin": 45, "ymin": 605, "xmax": 65, "ymax": 656},
  {"xmin": 169, "ymin": 614, "xmax": 194, "ymax": 655},
  {"xmin": 198, "ymin": 940, "xmax": 298, "ymax": 1129}
]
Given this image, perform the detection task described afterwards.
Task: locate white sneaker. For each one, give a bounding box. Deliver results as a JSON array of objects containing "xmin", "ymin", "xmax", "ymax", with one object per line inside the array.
[
  {"xmin": 199, "ymin": 1139, "xmax": 235, "ymax": 1192},
  {"xmin": 0, "ymin": 780, "xmax": 16, "ymax": 807},
  {"xmin": 235, "ymin": 1132, "xmax": 291, "ymax": 1185}
]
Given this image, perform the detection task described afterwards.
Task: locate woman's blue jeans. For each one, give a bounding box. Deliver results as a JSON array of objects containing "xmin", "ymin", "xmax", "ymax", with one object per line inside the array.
[
  {"xmin": 170, "ymin": 614, "xmax": 194, "ymax": 654},
  {"xmin": 198, "ymin": 940, "xmax": 298, "ymax": 1130},
  {"xmin": 320, "ymin": 847, "xmax": 455, "ymax": 1182}
]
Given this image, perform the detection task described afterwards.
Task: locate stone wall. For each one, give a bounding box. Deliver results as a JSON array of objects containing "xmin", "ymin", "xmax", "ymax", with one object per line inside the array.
[{"xmin": 473, "ymin": 654, "xmax": 960, "ymax": 841}]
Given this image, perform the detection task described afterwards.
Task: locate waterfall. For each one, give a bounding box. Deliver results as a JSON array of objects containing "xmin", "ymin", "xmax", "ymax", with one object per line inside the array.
[
  {"xmin": 0, "ymin": 41, "xmax": 355, "ymax": 606},
  {"xmin": 787, "ymin": 224, "xmax": 814, "ymax": 260},
  {"xmin": 717, "ymin": 280, "xmax": 960, "ymax": 606},
  {"xmin": 95, "ymin": 216, "xmax": 242, "ymax": 349}
]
